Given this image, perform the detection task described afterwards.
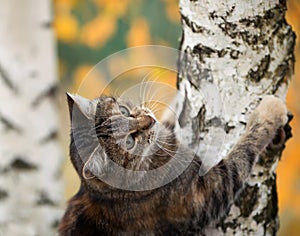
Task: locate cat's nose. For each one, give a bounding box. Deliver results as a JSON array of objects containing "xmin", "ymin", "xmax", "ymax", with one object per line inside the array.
[
  {"xmin": 137, "ymin": 115, "xmax": 156, "ymax": 130},
  {"xmin": 147, "ymin": 115, "xmax": 156, "ymax": 129}
]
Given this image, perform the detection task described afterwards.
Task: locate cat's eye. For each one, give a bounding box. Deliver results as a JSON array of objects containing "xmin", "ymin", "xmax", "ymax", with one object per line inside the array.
[
  {"xmin": 119, "ymin": 106, "xmax": 130, "ymax": 117},
  {"xmin": 126, "ymin": 134, "xmax": 135, "ymax": 150}
]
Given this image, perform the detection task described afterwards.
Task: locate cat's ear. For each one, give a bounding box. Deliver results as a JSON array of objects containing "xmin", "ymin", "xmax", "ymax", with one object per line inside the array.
[{"xmin": 66, "ymin": 93, "xmax": 96, "ymax": 120}]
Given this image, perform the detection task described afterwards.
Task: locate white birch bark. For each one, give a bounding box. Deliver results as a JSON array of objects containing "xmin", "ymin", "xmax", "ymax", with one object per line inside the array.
[
  {"xmin": 177, "ymin": 0, "xmax": 295, "ymax": 235},
  {"xmin": 0, "ymin": 0, "xmax": 63, "ymax": 235}
]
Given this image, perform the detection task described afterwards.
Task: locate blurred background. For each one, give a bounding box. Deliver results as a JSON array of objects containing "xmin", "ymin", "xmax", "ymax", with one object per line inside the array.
[{"xmin": 53, "ymin": 0, "xmax": 300, "ymax": 235}]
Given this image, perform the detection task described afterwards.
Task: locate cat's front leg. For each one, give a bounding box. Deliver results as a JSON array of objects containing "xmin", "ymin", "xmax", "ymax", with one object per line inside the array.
[{"xmin": 193, "ymin": 95, "xmax": 289, "ymax": 227}]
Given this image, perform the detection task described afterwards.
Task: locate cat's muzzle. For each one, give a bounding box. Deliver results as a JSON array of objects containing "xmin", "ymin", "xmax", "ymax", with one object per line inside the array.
[{"xmin": 137, "ymin": 115, "xmax": 156, "ymax": 131}]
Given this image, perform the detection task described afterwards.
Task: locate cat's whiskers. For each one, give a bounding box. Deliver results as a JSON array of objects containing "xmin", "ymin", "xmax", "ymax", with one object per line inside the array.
[
  {"xmin": 144, "ymin": 77, "xmax": 169, "ymax": 108},
  {"xmin": 140, "ymin": 70, "xmax": 156, "ymax": 107},
  {"xmin": 145, "ymin": 98, "xmax": 163, "ymax": 112},
  {"xmin": 140, "ymin": 69, "xmax": 167, "ymax": 108},
  {"xmin": 136, "ymin": 152, "xmax": 153, "ymax": 171},
  {"xmin": 146, "ymin": 85, "xmax": 172, "ymax": 106},
  {"xmin": 143, "ymin": 77, "xmax": 159, "ymax": 104},
  {"xmin": 156, "ymin": 138, "xmax": 177, "ymax": 147},
  {"xmin": 155, "ymin": 139, "xmax": 202, "ymax": 168},
  {"xmin": 148, "ymin": 91, "xmax": 175, "ymax": 111},
  {"xmin": 147, "ymin": 107, "xmax": 166, "ymax": 116},
  {"xmin": 154, "ymin": 141, "xmax": 176, "ymax": 159},
  {"xmin": 145, "ymin": 91, "xmax": 175, "ymax": 116},
  {"xmin": 155, "ymin": 131, "xmax": 175, "ymax": 139},
  {"xmin": 153, "ymin": 141, "xmax": 198, "ymax": 170}
]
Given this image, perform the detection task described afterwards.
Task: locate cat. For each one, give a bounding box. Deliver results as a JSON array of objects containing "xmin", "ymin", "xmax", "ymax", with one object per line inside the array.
[{"xmin": 59, "ymin": 93, "xmax": 289, "ymax": 236}]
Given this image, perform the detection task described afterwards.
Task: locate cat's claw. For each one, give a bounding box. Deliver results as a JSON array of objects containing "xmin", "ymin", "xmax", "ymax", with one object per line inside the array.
[{"xmin": 268, "ymin": 113, "xmax": 293, "ymax": 150}]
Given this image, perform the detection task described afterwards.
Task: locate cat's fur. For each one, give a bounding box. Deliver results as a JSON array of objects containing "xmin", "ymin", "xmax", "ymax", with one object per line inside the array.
[{"xmin": 59, "ymin": 94, "xmax": 288, "ymax": 236}]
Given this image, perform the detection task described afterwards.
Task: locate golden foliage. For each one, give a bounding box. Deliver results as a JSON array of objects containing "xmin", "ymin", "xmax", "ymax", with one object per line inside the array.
[
  {"xmin": 94, "ymin": 0, "xmax": 129, "ymax": 17},
  {"xmin": 80, "ymin": 15, "xmax": 117, "ymax": 48},
  {"xmin": 126, "ymin": 18, "xmax": 151, "ymax": 47},
  {"xmin": 55, "ymin": 0, "xmax": 78, "ymax": 8},
  {"xmin": 54, "ymin": 12, "xmax": 78, "ymax": 43},
  {"xmin": 163, "ymin": 0, "xmax": 181, "ymax": 23}
]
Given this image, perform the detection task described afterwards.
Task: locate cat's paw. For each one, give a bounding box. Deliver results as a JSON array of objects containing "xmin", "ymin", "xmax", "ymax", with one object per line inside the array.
[
  {"xmin": 248, "ymin": 95, "xmax": 288, "ymax": 129},
  {"xmin": 268, "ymin": 111, "xmax": 293, "ymax": 150}
]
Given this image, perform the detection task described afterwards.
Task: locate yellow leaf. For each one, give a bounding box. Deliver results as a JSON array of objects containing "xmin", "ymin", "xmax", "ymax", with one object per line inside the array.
[
  {"xmin": 163, "ymin": 0, "xmax": 180, "ymax": 23},
  {"xmin": 126, "ymin": 18, "xmax": 151, "ymax": 47},
  {"xmin": 54, "ymin": 13, "xmax": 78, "ymax": 43},
  {"xmin": 94, "ymin": 0, "xmax": 129, "ymax": 17},
  {"xmin": 54, "ymin": 0, "xmax": 78, "ymax": 9},
  {"xmin": 80, "ymin": 15, "xmax": 116, "ymax": 48}
]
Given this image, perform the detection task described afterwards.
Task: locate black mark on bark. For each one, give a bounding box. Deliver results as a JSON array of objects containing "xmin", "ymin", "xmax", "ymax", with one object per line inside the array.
[
  {"xmin": 274, "ymin": 63, "xmax": 290, "ymax": 82},
  {"xmin": 239, "ymin": 16, "xmax": 263, "ymax": 28},
  {"xmin": 192, "ymin": 43, "xmax": 239, "ymax": 62},
  {"xmin": 0, "ymin": 112, "xmax": 22, "ymax": 133},
  {"xmin": 253, "ymin": 177, "xmax": 279, "ymax": 234},
  {"xmin": 247, "ymin": 55, "xmax": 270, "ymax": 82},
  {"xmin": 193, "ymin": 44, "xmax": 216, "ymax": 63},
  {"xmin": 209, "ymin": 11, "xmax": 217, "ymax": 20},
  {"xmin": 217, "ymin": 219, "xmax": 240, "ymax": 233},
  {"xmin": 181, "ymin": 14, "xmax": 212, "ymax": 34},
  {"xmin": 206, "ymin": 117, "xmax": 222, "ymax": 128},
  {"xmin": 41, "ymin": 21, "xmax": 52, "ymax": 28},
  {"xmin": 40, "ymin": 130, "xmax": 58, "ymax": 144},
  {"xmin": 36, "ymin": 191, "xmax": 56, "ymax": 206},
  {"xmin": 215, "ymin": 6, "xmax": 290, "ymax": 49},
  {"xmin": 224, "ymin": 122, "xmax": 235, "ymax": 134},
  {"xmin": 0, "ymin": 189, "xmax": 8, "ymax": 201},
  {"xmin": 0, "ymin": 63, "xmax": 18, "ymax": 93},
  {"xmin": 179, "ymin": 47, "xmax": 212, "ymax": 89},
  {"xmin": 235, "ymin": 184, "xmax": 259, "ymax": 218},
  {"xmin": 32, "ymin": 84, "xmax": 58, "ymax": 107},
  {"xmin": 218, "ymin": 18, "xmax": 238, "ymax": 39},
  {"xmin": 230, "ymin": 50, "xmax": 241, "ymax": 59},
  {"xmin": 209, "ymin": 5, "xmax": 235, "ymax": 19},
  {"xmin": 217, "ymin": 49, "xmax": 227, "ymax": 58},
  {"xmin": 52, "ymin": 219, "xmax": 60, "ymax": 228},
  {"xmin": 264, "ymin": 9, "xmax": 275, "ymax": 20},
  {"xmin": 10, "ymin": 157, "xmax": 37, "ymax": 171}
]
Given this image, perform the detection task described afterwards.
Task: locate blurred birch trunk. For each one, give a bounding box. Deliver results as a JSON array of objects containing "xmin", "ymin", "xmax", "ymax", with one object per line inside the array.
[
  {"xmin": 0, "ymin": 0, "xmax": 63, "ymax": 235},
  {"xmin": 177, "ymin": 0, "xmax": 295, "ymax": 235}
]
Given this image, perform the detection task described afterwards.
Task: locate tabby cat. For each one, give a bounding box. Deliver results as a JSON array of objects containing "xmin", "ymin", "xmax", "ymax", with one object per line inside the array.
[{"xmin": 59, "ymin": 93, "xmax": 288, "ymax": 235}]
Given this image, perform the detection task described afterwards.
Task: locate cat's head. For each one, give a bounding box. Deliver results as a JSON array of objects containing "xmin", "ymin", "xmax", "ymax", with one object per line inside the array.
[{"xmin": 67, "ymin": 93, "xmax": 174, "ymax": 189}]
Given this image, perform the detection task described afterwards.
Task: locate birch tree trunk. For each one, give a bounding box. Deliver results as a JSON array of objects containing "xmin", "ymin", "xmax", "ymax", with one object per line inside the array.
[
  {"xmin": 177, "ymin": 0, "xmax": 295, "ymax": 235},
  {"xmin": 0, "ymin": 1, "xmax": 63, "ymax": 235}
]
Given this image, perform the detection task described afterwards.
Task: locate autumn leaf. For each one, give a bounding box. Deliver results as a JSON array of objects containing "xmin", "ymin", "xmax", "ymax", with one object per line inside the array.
[
  {"xmin": 126, "ymin": 18, "xmax": 151, "ymax": 47},
  {"xmin": 54, "ymin": 13, "xmax": 78, "ymax": 43},
  {"xmin": 80, "ymin": 15, "xmax": 117, "ymax": 48}
]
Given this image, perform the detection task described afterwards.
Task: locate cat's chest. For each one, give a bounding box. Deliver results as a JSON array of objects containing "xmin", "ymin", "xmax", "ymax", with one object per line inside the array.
[
  {"xmin": 81, "ymin": 198, "xmax": 167, "ymax": 232},
  {"xmin": 86, "ymin": 198, "xmax": 198, "ymax": 235}
]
